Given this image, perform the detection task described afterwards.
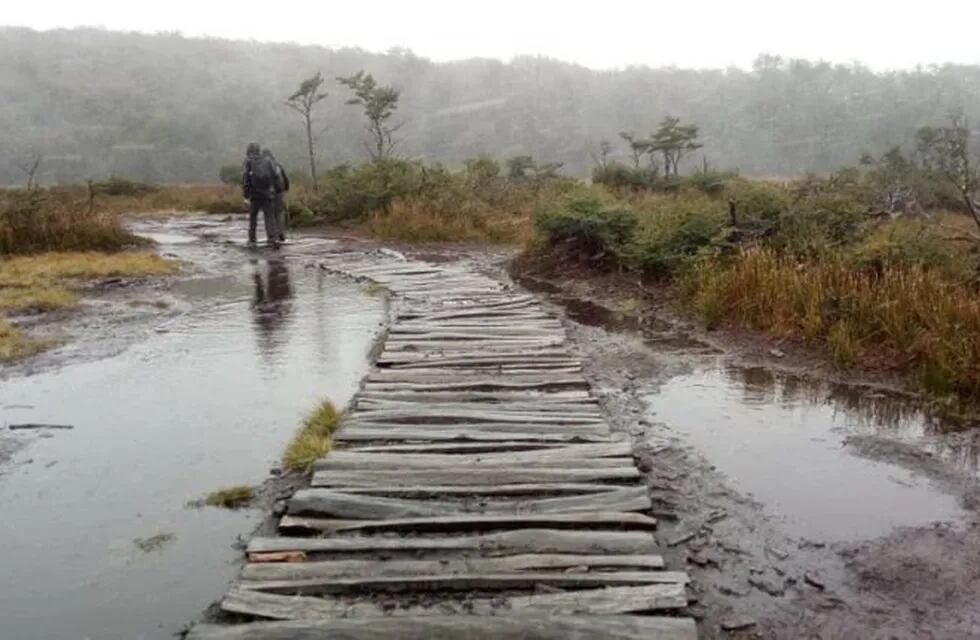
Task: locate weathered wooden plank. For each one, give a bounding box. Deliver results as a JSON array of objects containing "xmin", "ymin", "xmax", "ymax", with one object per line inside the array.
[
  {"xmin": 248, "ymin": 529, "xmax": 659, "ymax": 555},
  {"xmin": 279, "ymin": 511, "xmax": 658, "ymax": 534},
  {"xmin": 355, "ymin": 399, "xmax": 599, "ymax": 413},
  {"xmin": 315, "ymin": 444, "xmax": 633, "ymax": 470},
  {"xmin": 347, "ymin": 409, "xmax": 604, "ymax": 425},
  {"xmin": 293, "ymin": 483, "xmax": 631, "ymax": 498},
  {"xmin": 221, "ymin": 583, "xmax": 688, "ymax": 620},
  {"xmin": 289, "ymin": 487, "xmax": 650, "ymax": 518},
  {"xmin": 339, "ymin": 419, "xmax": 609, "ymax": 434},
  {"xmin": 362, "ymin": 379, "xmax": 587, "ymax": 392},
  {"xmin": 188, "ymin": 615, "xmax": 698, "ymax": 640},
  {"xmin": 340, "ymin": 441, "xmax": 565, "ymax": 454},
  {"xmin": 311, "ymin": 467, "xmax": 638, "ymax": 489},
  {"xmin": 334, "ymin": 426, "xmax": 615, "ymax": 443},
  {"xmin": 356, "ymin": 391, "xmax": 595, "ymax": 404},
  {"xmin": 241, "ymin": 571, "xmax": 690, "ymax": 596},
  {"xmin": 241, "ymin": 553, "xmax": 665, "ymax": 581}
]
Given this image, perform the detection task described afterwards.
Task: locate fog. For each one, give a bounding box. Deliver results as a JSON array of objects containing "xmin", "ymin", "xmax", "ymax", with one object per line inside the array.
[{"xmin": 2, "ymin": 20, "xmax": 980, "ymax": 184}]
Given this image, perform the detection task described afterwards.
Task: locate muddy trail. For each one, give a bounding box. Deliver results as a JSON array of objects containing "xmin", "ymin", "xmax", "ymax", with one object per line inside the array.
[
  {"xmin": 513, "ymin": 274, "xmax": 980, "ymax": 638},
  {"xmin": 2, "ymin": 217, "xmax": 980, "ymax": 639}
]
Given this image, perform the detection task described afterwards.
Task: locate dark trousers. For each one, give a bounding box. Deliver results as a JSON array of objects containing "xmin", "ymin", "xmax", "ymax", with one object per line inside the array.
[{"xmin": 248, "ymin": 197, "xmax": 279, "ymax": 243}]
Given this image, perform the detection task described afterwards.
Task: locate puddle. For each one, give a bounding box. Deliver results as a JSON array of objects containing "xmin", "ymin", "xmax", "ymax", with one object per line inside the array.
[
  {"xmin": 0, "ymin": 221, "xmax": 386, "ymax": 639},
  {"xmin": 644, "ymin": 365, "xmax": 971, "ymax": 541}
]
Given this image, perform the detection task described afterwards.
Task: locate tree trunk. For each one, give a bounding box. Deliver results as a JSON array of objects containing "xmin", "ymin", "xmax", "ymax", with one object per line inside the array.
[{"xmin": 305, "ymin": 113, "xmax": 318, "ymax": 191}]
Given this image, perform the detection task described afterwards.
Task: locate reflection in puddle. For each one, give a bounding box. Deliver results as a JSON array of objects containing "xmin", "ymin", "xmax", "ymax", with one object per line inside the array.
[
  {"xmin": 0, "ymin": 226, "xmax": 385, "ymax": 640},
  {"xmin": 645, "ymin": 366, "xmax": 969, "ymax": 541}
]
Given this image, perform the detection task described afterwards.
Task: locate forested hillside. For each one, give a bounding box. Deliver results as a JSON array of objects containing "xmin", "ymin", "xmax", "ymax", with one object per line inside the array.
[{"xmin": 3, "ymin": 26, "xmax": 980, "ymax": 185}]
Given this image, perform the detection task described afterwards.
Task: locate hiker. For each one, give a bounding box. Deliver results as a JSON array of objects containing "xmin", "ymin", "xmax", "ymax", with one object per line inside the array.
[
  {"xmin": 241, "ymin": 142, "xmax": 281, "ymax": 247},
  {"xmin": 262, "ymin": 148, "xmax": 290, "ymax": 242}
]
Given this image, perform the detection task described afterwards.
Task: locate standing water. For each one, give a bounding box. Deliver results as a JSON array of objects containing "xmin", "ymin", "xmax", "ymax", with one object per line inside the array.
[{"xmin": 0, "ymin": 221, "xmax": 386, "ymax": 640}]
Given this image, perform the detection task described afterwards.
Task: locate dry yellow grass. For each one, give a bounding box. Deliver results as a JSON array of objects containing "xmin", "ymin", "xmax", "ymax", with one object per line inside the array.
[
  {"xmin": 0, "ymin": 251, "xmax": 179, "ymax": 363},
  {"xmin": 282, "ymin": 400, "xmax": 342, "ymax": 472},
  {"xmin": 0, "ymin": 319, "xmax": 48, "ymax": 363},
  {"xmin": 0, "ymin": 251, "xmax": 177, "ymax": 287},
  {"xmin": 685, "ymin": 249, "xmax": 980, "ymax": 400}
]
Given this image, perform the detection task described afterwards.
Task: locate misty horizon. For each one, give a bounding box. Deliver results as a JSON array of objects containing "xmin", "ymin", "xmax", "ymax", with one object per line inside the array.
[{"xmin": 5, "ymin": 0, "xmax": 980, "ymax": 72}]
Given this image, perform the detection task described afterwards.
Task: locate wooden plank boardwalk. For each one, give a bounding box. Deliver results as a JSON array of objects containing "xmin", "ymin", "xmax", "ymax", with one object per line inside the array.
[{"xmin": 190, "ymin": 250, "xmax": 696, "ymax": 639}]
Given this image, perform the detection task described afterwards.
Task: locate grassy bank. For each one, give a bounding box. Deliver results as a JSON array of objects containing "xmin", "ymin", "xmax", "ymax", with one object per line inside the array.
[
  {"xmin": 527, "ymin": 172, "xmax": 980, "ymax": 407},
  {"xmin": 1, "ymin": 187, "xmax": 182, "ymax": 363}
]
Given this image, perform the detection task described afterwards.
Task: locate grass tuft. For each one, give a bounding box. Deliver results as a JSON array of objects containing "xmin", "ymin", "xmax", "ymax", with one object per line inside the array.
[
  {"xmin": 0, "ymin": 319, "xmax": 49, "ymax": 363},
  {"xmin": 203, "ymin": 485, "xmax": 254, "ymax": 509},
  {"xmin": 282, "ymin": 400, "xmax": 342, "ymax": 472}
]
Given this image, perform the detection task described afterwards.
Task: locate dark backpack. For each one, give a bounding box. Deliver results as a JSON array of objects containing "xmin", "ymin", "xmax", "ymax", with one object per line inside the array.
[{"xmin": 248, "ymin": 155, "xmax": 277, "ymax": 195}]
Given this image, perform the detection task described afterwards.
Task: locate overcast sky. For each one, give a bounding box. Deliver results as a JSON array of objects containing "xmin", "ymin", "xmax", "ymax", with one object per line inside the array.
[{"xmin": 6, "ymin": 0, "xmax": 980, "ymax": 70}]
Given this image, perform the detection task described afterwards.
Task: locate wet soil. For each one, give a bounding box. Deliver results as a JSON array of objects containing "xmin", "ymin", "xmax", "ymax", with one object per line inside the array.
[
  {"xmin": 506, "ymin": 253, "xmax": 980, "ymax": 639},
  {"xmin": 0, "ymin": 217, "xmax": 387, "ymax": 640}
]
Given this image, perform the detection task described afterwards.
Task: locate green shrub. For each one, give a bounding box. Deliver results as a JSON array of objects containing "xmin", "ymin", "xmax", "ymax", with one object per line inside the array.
[
  {"xmin": 93, "ymin": 177, "xmax": 158, "ymax": 197},
  {"xmin": 534, "ymin": 196, "xmax": 636, "ymax": 264},
  {"xmin": 629, "ymin": 194, "xmax": 728, "ymax": 275},
  {"xmin": 851, "ymin": 218, "xmax": 977, "ymax": 279},
  {"xmin": 219, "ymin": 164, "xmax": 241, "ymax": 185}
]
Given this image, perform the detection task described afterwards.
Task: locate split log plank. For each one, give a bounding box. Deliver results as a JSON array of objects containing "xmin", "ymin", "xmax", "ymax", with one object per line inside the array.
[
  {"xmin": 278, "ymin": 511, "xmax": 657, "ymax": 534},
  {"xmin": 241, "ymin": 553, "xmax": 665, "ymax": 581},
  {"xmin": 189, "ymin": 615, "xmax": 697, "ymax": 640},
  {"xmin": 221, "ymin": 583, "xmax": 688, "ymax": 620}
]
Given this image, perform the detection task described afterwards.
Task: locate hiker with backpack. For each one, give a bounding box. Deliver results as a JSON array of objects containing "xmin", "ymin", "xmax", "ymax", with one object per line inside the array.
[
  {"xmin": 262, "ymin": 148, "xmax": 290, "ymax": 243},
  {"xmin": 241, "ymin": 142, "xmax": 282, "ymax": 247}
]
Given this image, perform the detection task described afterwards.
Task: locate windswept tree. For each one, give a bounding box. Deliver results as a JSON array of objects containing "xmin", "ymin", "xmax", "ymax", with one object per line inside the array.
[
  {"xmin": 16, "ymin": 152, "xmax": 43, "ymax": 190},
  {"xmin": 286, "ymin": 72, "xmax": 328, "ymax": 188},
  {"xmin": 590, "ymin": 140, "xmax": 613, "ymax": 169},
  {"xmin": 650, "ymin": 116, "xmax": 703, "ymax": 177},
  {"xmin": 337, "ymin": 71, "xmax": 401, "ymax": 162},
  {"xmin": 618, "ymin": 132, "xmax": 649, "ymax": 170},
  {"xmin": 916, "ymin": 113, "xmax": 980, "ymax": 232}
]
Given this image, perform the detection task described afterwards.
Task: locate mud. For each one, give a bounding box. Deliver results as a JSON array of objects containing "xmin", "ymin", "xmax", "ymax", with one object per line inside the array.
[{"xmin": 507, "ymin": 258, "xmax": 980, "ymax": 639}]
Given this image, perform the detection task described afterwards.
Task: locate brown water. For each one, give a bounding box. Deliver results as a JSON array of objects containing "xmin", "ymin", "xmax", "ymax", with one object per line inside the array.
[
  {"xmin": 0, "ymin": 220, "xmax": 386, "ymax": 640},
  {"xmin": 645, "ymin": 364, "xmax": 972, "ymax": 542},
  {"xmin": 551, "ymin": 293, "xmax": 974, "ymax": 542}
]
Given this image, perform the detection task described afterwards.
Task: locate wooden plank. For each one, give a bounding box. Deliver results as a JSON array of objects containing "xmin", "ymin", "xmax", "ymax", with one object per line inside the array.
[
  {"xmin": 188, "ymin": 615, "xmax": 697, "ymax": 640},
  {"xmin": 279, "ymin": 511, "xmax": 658, "ymax": 534},
  {"xmin": 339, "ymin": 441, "xmax": 566, "ymax": 454},
  {"xmin": 339, "ymin": 420, "xmax": 609, "ymax": 435},
  {"xmin": 356, "ymin": 392, "xmax": 595, "ymax": 404},
  {"xmin": 311, "ymin": 467, "xmax": 639, "ymax": 488},
  {"xmin": 315, "ymin": 444, "xmax": 633, "ymax": 469},
  {"xmin": 334, "ymin": 426, "xmax": 615, "ymax": 443},
  {"xmin": 293, "ymin": 483, "xmax": 628, "ymax": 498},
  {"xmin": 241, "ymin": 553, "xmax": 666, "ymax": 581},
  {"xmin": 240, "ymin": 571, "xmax": 690, "ymax": 595},
  {"xmin": 288, "ymin": 487, "xmax": 650, "ymax": 518},
  {"xmin": 221, "ymin": 583, "xmax": 688, "ymax": 619},
  {"xmin": 248, "ymin": 529, "xmax": 660, "ymax": 555},
  {"xmin": 346, "ymin": 410, "xmax": 604, "ymax": 425},
  {"xmin": 315, "ymin": 454, "xmax": 631, "ymax": 471}
]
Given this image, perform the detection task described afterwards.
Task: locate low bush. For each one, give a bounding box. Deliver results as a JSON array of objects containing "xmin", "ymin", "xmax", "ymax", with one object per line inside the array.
[{"xmin": 0, "ymin": 191, "xmax": 140, "ymax": 255}]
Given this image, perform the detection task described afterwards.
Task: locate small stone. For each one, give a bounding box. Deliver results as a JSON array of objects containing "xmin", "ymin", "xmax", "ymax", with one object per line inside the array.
[
  {"xmin": 721, "ymin": 616, "xmax": 757, "ymax": 631},
  {"xmin": 769, "ymin": 348, "xmax": 786, "ymax": 358},
  {"xmin": 804, "ymin": 571, "xmax": 826, "ymax": 590},
  {"xmin": 749, "ymin": 574, "xmax": 785, "ymax": 597},
  {"xmin": 667, "ymin": 529, "xmax": 698, "ymax": 547},
  {"xmin": 717, "ymin": 581, "xmax": 751, "ymax": 597},
  {"xmin": 765, "ymin": 545, "xmax": 790, "ymax": 560}
]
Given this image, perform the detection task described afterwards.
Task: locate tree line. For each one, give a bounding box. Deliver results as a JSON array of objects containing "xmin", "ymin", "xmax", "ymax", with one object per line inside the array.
[{"xmin": 4, "ymin": 27, "xmax": 980, "ymax": 185}]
